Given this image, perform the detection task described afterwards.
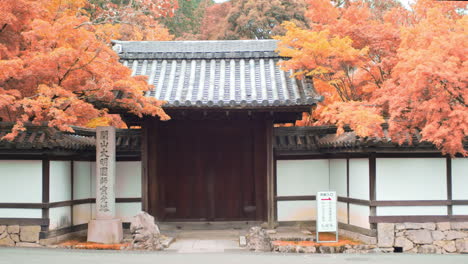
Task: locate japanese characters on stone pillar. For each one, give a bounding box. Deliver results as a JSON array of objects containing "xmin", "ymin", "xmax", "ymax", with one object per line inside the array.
[
  {"xmin": 88, "ymin": 126, "xmax": 123, "ymax": 244},
  {"xmin": 96, "ymin": 127, "xmax": 116, "ymax": 219}
]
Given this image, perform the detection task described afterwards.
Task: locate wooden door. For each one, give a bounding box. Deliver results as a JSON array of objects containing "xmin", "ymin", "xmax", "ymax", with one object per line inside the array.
[{"xmin": 155, "ymin": 120, "xmax": 263, "ymax": 221}]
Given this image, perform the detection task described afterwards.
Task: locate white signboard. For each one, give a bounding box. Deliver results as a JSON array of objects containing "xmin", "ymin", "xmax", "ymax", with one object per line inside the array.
[{"xmin": 316, "ymin": 191, "xmax": 337, "ymax": 232}]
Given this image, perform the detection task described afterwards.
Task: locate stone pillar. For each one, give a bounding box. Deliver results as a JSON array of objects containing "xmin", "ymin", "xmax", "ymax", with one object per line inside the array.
[{"xmin": 87, "ymin": 126, "xmax": 123, "ymax": 244}]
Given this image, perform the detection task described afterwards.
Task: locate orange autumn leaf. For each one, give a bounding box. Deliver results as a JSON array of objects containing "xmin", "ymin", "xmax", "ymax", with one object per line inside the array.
[{"xmin": 276, "ymin": 0, "xmax": 467, "ymax": 156}]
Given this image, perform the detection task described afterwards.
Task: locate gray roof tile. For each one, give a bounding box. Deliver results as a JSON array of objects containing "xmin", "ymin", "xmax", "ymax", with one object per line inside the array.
[{"xmin": 115, "ymin": 40, "xmax": 323, "ymax": 108}]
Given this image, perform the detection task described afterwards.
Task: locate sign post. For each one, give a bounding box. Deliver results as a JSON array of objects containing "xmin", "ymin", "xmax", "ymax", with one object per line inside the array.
[
  {"xmin": 87, "ymin": 126, "xmax": 123, "ymax": 244},
  {"xmin": 316, "ymin": 191, "xmax": 338, "ymax": 243}
]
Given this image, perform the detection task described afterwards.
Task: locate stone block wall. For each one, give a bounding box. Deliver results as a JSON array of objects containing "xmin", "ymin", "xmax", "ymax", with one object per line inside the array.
[
  {"xmin": 377, "ymin": 222, "xmax": 468, "ymax": 253},
  {"xmin": 0, "ymin": 225, "xmax": 42, "ymax": 247}
]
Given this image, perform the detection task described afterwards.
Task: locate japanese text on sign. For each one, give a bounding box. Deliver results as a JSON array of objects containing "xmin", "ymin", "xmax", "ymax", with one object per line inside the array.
[{"xmin": 316, "ymin": 191, "xmax": 337, "ymax": 232}]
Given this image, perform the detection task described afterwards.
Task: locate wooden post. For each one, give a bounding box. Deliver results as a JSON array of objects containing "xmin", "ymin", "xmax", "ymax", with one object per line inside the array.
[
  {"xmin": 369, "ymin": 153, "xmax": 377, "ymax": 229},
  {"xmin": 141, "ymin": 118, "xmax": 149, "ymax": 213},
  {"xmin": 266, "ymin": 120, "xmax": 275, "ymax": 228},
  {"xmin": 42, "ymin": 158, "xmax": 50, "ymax": 231}
]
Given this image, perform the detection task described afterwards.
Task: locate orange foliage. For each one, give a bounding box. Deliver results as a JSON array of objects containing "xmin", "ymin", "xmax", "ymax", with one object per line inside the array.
[
  {"xmin": 0, "ymin": 0, "xmax": 170, "ymax": 139},
  {"xmin": 276, "ymin": 0, "xmax": 467, "ymax": 155}
]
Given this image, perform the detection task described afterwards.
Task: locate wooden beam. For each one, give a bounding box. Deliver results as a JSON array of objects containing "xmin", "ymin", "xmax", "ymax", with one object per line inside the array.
[
  {"xmin": 346, "ymin": 158, "xmax": 350, "ymax": 225},
  {"xmin": 276, "ymin": 196, "xmax": 316, "ymax": 201},
  {"xmin": 369, "ymin": 215, "xmax": 468, "ymax": 223},
  {"xmin": 371, "ymin": 200, "xmax": 451, "ymax": 206},
  {"xmin": 0, "ymin": 218, "xmax": 49, "ymax": 226}
]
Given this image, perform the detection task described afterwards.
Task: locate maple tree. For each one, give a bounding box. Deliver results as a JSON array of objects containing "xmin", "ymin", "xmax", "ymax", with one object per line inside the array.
[
  {"xmin": 276, "ymin": 0, "xmax": 467, "ymax": 155},
  {"xmin": 87, "ymin": 0, "xmax": 178, "ymax": 41},
  {"xmin": 200, "ymin": 0, "xmax": 309, "ymax": 40},
  {"xmin": 0, "ymin": 0, "xmax": 170, "ymax": 138}
]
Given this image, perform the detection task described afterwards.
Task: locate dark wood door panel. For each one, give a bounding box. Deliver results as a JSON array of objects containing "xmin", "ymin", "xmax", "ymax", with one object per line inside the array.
[{"xmin": 154, "ymin": 120, "xmax": 265, "ymax": 221}]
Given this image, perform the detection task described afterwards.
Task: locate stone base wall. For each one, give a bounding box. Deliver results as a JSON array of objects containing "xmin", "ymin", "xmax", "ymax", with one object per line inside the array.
[
  {"xmin": 0, "ymin": 225, "xmax": 42, "ymax": 247},
  {"xmin": 377, "ymin": 222, "xmax": 468, "ymax": 253}
]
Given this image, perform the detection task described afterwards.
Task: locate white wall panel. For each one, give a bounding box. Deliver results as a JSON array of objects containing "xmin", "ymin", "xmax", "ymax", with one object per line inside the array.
[
  {"xmin": 116, "ymin": 161, "xmax": 141, "ymax": 198},
  {"xmin": 116, "ymin": 203, "xmax": 141, "ymax": 222},
  {"xmin": 349, "ymin": 159, "xmax": 369, "ymax": 200},
  {"xmin": 452, "ymin": 158, "xmax": 468, "ymax": 200},
  {"xmin": 73, "ymin": 161, "xmax": 92, "ymax": 199},
  {"xmin": 72, "ymin": 204, "xmax": 92, "ymax": 225},
  {"xmin": 376, "ymin": 158, "xmax": 446, "ymax": 200},
  {"xmin": 329, "ymin": 159, "xmax": 347, "ymax": 197},
  {"xmin": 0, "ymin": 209, "xmax": 42, "ymax": 218},
  {"xmin": 349, "ymin": 204, "xmax": 370, "ymax": 229},
  {"xmin": 277, "ymin": 200, "xmax": 315, "ymax": 221},
  {"xmin": 453, "ymin": 205, "xmax": 468, "ymax": 215},
  {"xmin": 377, "ymin": 206, "xmax": 447, "ymax": 216},
  {"xmin": 277, "ymin": 160, "xmax": 329, "ymax": 196},
  {"xmin": 0, "ymin": 160, "xmax": 42, "ymax": 203},
  {"xmin": 49, "ymin": 207, "xmax": 71, "ymax": 230},
  {"xmin": 337, "ymin": 201, "xmax": 348, "ymax": 224},
  {"xmin": 50, "ymin": 161, "xmax": 71, "ymax": 202}
]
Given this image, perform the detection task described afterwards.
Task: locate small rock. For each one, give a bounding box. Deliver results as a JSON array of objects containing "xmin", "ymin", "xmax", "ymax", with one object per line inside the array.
[
  {"xmin": 377, "ymin": 223, "xmax": 395, "ymax": 247},
  {"xmin": 301, "ymin": 230, "xmax": 312, "ymax": 235},
  {"xmin": 10, "ymin": 234, "xmax": 20, "ymax": 243},
  {"xmin": 266, "ymin": 229, "xmax": 277, "ymax": 234},
  {"xmin": 404, "ymin": 223, "xmax": 436, "ymax": 230},
  {"xmin": 129, "ymin": 212, "xmax": 164, "ymax": 250},
  {"xmin": 434, "ymin": 240, "xmax": 457, "ymax": 253},
  {"xmin": 0, "ymin": 236, "xmax": 15, "ymax": 246},
  {"xmin": 445, "ymin": 231, "xmax": 467, "ymax": 240},
  {"xmin": 20, "ymin": 226, "xmax": 40, "ymax": 243},
  {"xmin": 246, "ymin": 226, "xmax": 272, "ymax": 252},
  {"xmin": 239, "ymin": 236, "xmax": 247, "ymax": 247},
  {"xmin": 406, "ymin": 229, "xmax": 433, "ymax": 244},
  {"xmin": 303, "ymin": 246, "xmax": 316, "ymax": 253},
  {"xmin": 319, "ymin": 246, "xmax": 334, "ymax": 253},
  {"xmin": 7, "ymin": 225, "xmax": 19, "ymax": 234},
  {"xmin": 395, "ymin": 224, "xmax": 406, "ymax": 231},
  {"xmin": 0, "ymin": 226, "xmax": 6, "ymax": 234},
  {"xmin": 394, "ymin": 237, "xmax": 414, "ymax": 251},
  {"xmin": 431, "ymin": 230, "xmax": 445, "ymax": 241},
  {"xmin": 455, "ymin": 239, "xmax": 468, "ymax": 253},
  {"xmin": 436, "ymin": 222, "xmax": 451, "ymax": 231},
  {"xmin": 371, "ymin": 247, "xmax": 394, "ymax": 253},
  {"xmin": 0, "ymin": 232, "xmax": 8, "ymax": 240},
  {"xmin": 451, "ymin": 222, "xmax": 468, "ymax": 230},
  {"xmin": 417, "ymin": 245, "xmax": 437, "ymax": 254},
  {"xmin": 15, "ymin": 242, "xmax": 42, "ymax": 248}
]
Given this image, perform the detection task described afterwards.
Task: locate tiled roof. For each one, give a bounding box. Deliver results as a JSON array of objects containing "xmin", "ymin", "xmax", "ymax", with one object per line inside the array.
[
  {"xmin": 0, "ymin": 123, "xmax": 140, "ymax": 152},
  {"xmin": 113, "ymin": 40, "xmax": 323, "ymax": 108},
  {"xmin": 273, "ymin": 126, "xmax": 451, "ymax": 153}
]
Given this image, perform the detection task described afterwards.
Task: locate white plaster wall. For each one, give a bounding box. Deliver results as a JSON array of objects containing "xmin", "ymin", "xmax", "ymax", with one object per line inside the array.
[
  {"xmin": 0, "ymin": 209, "xmax": 42, "ymax": 218},
  {"xmin": 116, "ymin": 203, "xmax": 142, "ymax": 222},
  {"xmin": 377, "ymin": 206, "xmax": 447, "ymax": 216},
  {"xmin": 376, "ymin": 158, "xmax": 446, "ymax": 200},
  {"xmin": 453, "ymin": 206, "xmax": 468, "ymax": 215},
  {"xmin": 277, "ymin": 200, "xmax": 315, "ymax": 221},
  {"xmin": 0, "ymin": 160, "xmax": 42, "ymax": 203},
  {"xmin": 49, "ymin": 206, "xmax": 71, "ymax": 230},
  {"xmin": 73, "ymin": 161, "xmax": 92, "ymax": 199},
  {"xmin": 116, "ymin": 161, "xmax": 142, "ymax": 198},
  {"xmin": 349, "ymin": 204, "xmax": 370, "ymax": 229},
  {"xmin": 72, "ymin": 204, "xmax": 92, "ymax": 225},
  {"xmin": 349, "ymin": 159, "xmax": 369, "ymax": 200},
  {"xmin": 337, "ymin": 201, "xmax": 348, "ymax": 224},
  {"xmin": 50, "ymin": 161, "xmax": 71, "ymax": 202},
  {"xmin": 329, "ymin": 159, "xmax": 347, "ymax": 197},
  {"xmin": 452, "ymin": 158, "xmax": 468, "ymax": 200},
  {"xmin": 277, "ymin": 160, "xmax": 329, "ymax": 196}
]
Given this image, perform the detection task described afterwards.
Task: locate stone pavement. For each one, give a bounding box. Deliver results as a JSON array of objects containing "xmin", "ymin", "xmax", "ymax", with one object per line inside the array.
[
  {"xmin": 1, "ymin": 247, "xmax": 468, "ymax": 264},
  {"xmin": 162, "ymin": 229, "xmax": 243, "ymax": 253}
]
